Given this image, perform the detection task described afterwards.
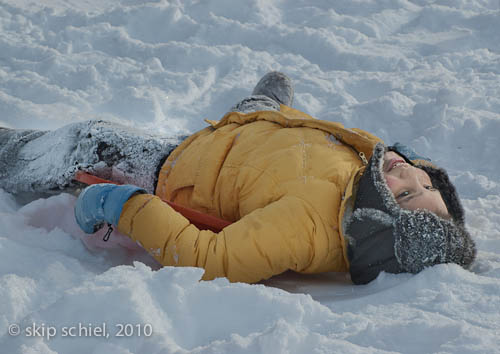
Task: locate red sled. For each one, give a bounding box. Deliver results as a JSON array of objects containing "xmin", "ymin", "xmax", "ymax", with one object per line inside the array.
[{"xmin": 74, "ymin": 171, "xmax": 232, "ymax": 233}]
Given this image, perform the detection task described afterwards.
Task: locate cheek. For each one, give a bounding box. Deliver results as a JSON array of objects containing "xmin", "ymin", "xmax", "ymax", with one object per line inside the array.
[{"xmin": 384, "ymin": 175, "xmax": 398, "ymax": 192}]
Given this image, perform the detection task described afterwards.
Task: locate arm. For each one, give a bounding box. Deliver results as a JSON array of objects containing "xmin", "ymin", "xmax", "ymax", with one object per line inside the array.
[{"xmin": 117, "ymin": 194, "xmax": 319, "ymax": 283}]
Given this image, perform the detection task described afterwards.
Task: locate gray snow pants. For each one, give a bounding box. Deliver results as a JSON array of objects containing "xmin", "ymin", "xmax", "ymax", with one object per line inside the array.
[{"xmin": 0, "ymin": 121, "xmax": 183, "ymax": 195}]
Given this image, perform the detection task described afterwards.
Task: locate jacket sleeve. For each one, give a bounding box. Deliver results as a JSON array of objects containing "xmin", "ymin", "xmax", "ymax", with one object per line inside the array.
[{"xmin": 117, "ymin": 193, "xmax": 319, "ymax": 283}]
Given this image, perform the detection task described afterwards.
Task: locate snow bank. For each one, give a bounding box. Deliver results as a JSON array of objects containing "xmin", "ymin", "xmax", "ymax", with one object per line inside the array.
[
  {"xmin": 1, "ymin": 0, "xmax": 500, "ymax": 353},
  {"xmin": 1, "ymin": 192, "xmax": 499, "ymax": 353}
]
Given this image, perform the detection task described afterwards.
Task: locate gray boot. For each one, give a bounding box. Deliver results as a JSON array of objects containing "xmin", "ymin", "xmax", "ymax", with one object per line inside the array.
[
  {"xmin": 230, "ymin": 71, "xmax": 295, "ymax": 114},
  {"xmin": 0, "ymin": 121, "xmax": 181, "ymax": 195},
  {"xmin": 252, "ymin": 71, "xmax": 294, "ymax": 107}
]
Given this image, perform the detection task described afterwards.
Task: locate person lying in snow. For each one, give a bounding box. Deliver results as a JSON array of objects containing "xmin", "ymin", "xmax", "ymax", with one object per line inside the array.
[{"xmin": 0, "ymin": 72, "xmax": 476, "ymax": 284}]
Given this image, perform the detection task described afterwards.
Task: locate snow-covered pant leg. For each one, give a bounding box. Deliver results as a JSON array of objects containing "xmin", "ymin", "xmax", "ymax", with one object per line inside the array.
[
  {"xmin": 1, "ymin": 127, "xmax": 48, "ymax": 193},
  {"xmin": 229, "ymin": 95, "xmax": 281, "ymax": 114},
  {"xmin": 0, "ymin": 121, "xmax": 182, "ymax": 195}
]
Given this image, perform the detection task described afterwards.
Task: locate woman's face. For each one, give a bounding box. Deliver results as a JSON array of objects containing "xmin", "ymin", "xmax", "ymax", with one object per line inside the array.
[{"xmin": 383, "ymin": 151, "xmax": 449, "ymax": 218}]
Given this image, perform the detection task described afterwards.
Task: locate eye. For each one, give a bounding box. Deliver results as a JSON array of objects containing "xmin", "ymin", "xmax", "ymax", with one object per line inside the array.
[
  {"xmin": 425, "ymin": 185, "xmax": 437, "ymax": 191},
  {"xmin": 397, "ymin": 191, "xmax": 410, "ymax": 199}
]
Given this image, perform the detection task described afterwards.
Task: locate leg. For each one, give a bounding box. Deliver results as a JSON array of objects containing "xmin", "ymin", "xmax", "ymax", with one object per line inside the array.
[
  {"xmin": 230, "ymin": 95, "xmax": 281, "ymax": 114},
  {"xmin": 229, "ymin": 71, "xmax": 294, "ymax": 114},
  {"xmin": 0, "ymin": 121, "xmax": 182, "ymax": 195}
]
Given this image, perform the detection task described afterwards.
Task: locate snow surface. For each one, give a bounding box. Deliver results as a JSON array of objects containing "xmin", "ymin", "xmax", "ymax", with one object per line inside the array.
[{"xmin": 1, "ymin": 0, "xmax": 500, "ymax": 353}]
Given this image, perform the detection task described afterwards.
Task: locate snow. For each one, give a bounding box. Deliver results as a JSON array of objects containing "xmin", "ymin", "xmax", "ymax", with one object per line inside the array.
[{"xmin": 1, "ymin": 0, "xmax": 500, "ymax": 352}]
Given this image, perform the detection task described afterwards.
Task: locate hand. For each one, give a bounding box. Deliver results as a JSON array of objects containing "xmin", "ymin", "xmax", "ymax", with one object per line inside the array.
[{"xmin": 74, "ymin": 183, "xmax": 145, "ymax": 234}]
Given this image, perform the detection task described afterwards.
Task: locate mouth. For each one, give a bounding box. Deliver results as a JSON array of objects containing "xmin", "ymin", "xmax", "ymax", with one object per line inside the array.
[{"xmin": 384, "ymin": 158, "xmax": 407, "ymax": 172}]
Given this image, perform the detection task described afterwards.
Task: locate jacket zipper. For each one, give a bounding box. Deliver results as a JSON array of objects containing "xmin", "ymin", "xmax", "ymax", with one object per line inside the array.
[{"xmin": 358, "ymin": 152, "xmax": 368, "ymax": 165}]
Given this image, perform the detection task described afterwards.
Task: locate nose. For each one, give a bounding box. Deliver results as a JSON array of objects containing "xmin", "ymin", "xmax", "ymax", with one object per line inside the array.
[{"xmin": 400, "ymin": 166, "xmax": 425, "ymax": 189}]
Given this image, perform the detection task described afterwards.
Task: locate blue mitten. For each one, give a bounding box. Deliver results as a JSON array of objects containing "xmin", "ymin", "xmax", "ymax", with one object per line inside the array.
[
  {"xmin": 389, "ymin": 142, "xmax": 431, "ymax": 161},
  {"xmin": 75, "ymin": 183, "xmax": 146, "ymax": 234}
]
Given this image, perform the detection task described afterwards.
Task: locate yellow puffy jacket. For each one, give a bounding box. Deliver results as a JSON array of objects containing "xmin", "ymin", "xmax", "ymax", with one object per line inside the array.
[{"xmin": 117, "ymin": 105, "xmax": 383, "ymax": 283}]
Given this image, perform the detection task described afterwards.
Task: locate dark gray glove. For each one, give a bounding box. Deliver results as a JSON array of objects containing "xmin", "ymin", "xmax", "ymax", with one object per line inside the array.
[{"xmin": 388, "ymin": 142, "xmax": 431, "ymax": 161}]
